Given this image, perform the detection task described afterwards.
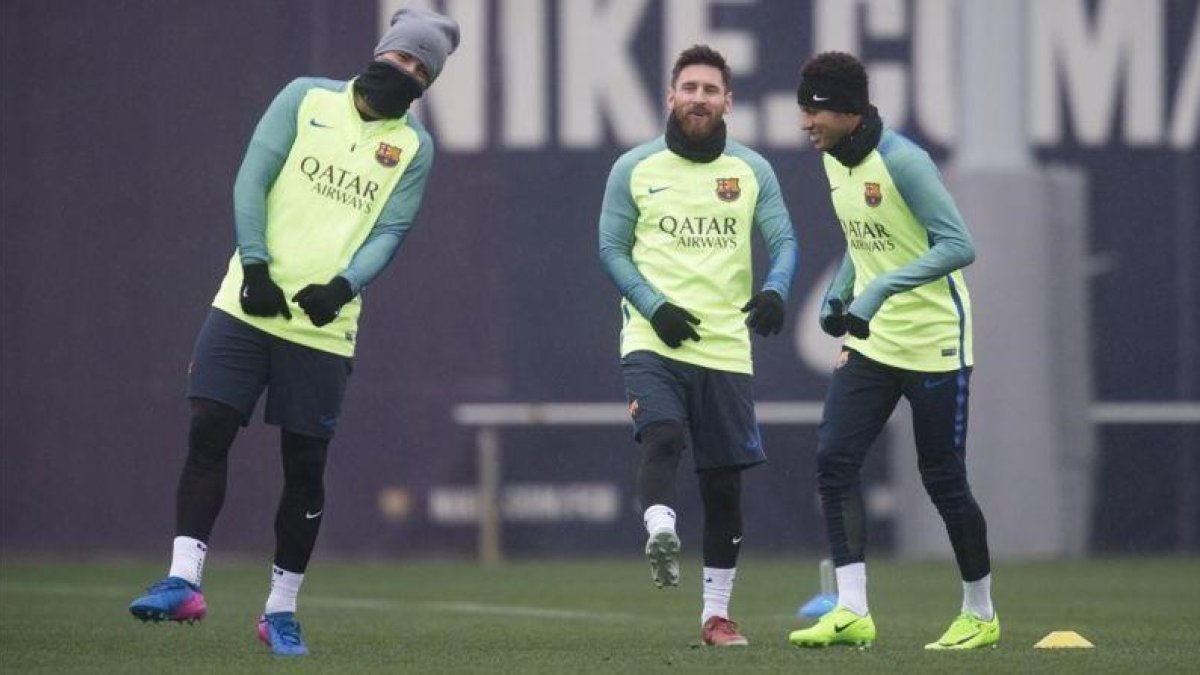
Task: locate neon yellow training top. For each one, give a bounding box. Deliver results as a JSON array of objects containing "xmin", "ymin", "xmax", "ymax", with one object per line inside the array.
[
  {"xmin": 212, "ymin": 77, "xmax": 433, "ymax": 356},
  {"xmin": 599, "ymin": 136, "xmax": 799, "ymax": 374}
]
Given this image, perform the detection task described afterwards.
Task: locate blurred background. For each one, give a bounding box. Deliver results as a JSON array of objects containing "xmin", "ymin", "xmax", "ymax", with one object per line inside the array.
[{"xmin": 1, "ymin": 0, "xmax": 1196, "ymax": 565}]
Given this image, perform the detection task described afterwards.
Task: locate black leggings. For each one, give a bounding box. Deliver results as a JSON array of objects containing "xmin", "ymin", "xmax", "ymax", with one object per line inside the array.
[
  {"xmin": 175, "ymin": 398, "xmax": 329, "ymax": 574},
  {"xmin": 636, "ymin": 421, "xmax": 744, "ymax": 569}
]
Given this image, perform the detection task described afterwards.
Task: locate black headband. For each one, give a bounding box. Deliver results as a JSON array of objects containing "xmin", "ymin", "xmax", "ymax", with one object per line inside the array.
[{"xmin": 796, "ymin": 74, "xmax": 868, "ymax": 114}]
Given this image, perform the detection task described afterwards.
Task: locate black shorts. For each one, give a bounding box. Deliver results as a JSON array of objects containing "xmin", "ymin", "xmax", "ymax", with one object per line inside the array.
[
  {"xmin": 621, "ymin": 350, "xmax": 765, "ymax": 471},
  {"xmin": 187, "ymin": 309, "xmax": 352, "ymax": 439}
]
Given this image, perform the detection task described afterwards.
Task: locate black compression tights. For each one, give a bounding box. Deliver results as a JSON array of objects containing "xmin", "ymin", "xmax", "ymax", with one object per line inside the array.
[
  {"xmin": 274, "ymin": 430, "xmax": 329, "ymax": 574},
  {"xmin": 175, "ymin": 399, "xmax": 329, "ymax": 574},
  {"xmin": 637, "ymin": 421, "xmax": 685, "ymax": 509},
  {"xmin": 175, "ymin": 398, "xmax": 242, "ymax": 541},
  {"xmin": 699, "ymin": 468, "xmax": 742, "ymax": 569}
]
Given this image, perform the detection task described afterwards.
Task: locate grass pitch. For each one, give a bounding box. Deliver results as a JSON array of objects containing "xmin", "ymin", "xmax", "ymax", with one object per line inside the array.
[{"xmin": 1, "ymin": 556, "xmax": 1197, "ymax": 673}]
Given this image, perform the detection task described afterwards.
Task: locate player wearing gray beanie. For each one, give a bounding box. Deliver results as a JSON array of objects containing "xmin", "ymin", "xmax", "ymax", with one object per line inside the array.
[
  {"xmin": 127, "ymin": 6, "xmax": 463, "ymax": 659},
  {"xmin": 374, "ymin": 7, "xmax": 461, "ymax": 85}
]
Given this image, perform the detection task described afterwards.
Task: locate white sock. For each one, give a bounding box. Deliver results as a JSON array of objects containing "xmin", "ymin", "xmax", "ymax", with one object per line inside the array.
[
  {"xmin": 835, "ymin": 562, "xmax": 869, "ymax": 616},
  {"xmin": 643, "ymin": 504, "xmax": 677, "ymax": 535},
  {"xmin": 264, "ymin": 565, "xmax": 304, "ymax": 615},
  {"xmin": 962, "ymin": 574, "xmax": 994, "ymax": 620},
  {"xmin": 701, "ymin": 567, "xmax": 736, "ymax": 625},
  {"xmin": 167, "ymin": 536, "xmax": 207, "ymax": 587}
]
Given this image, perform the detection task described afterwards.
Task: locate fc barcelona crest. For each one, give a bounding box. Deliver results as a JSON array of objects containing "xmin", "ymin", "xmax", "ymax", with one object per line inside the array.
[
  {"xmin": 864, "ymin": 182, "xmax": 883, "ymax": 207},
  {"xmin": 716, "ymin": 177, "xmax": 741, "ymax": 202},
  {"xmin": 375, "ymin": 143, "xmax": 402, "ymax": 168}
]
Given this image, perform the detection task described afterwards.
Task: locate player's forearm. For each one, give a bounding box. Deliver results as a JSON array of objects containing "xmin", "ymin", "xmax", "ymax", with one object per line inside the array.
[
  {"xmin": 232, "ymin": 140, "xmax": 288, "ymax": 264},
  {"xmin": 758, "ymin": 217, "xmax": 799, "ymax": 301},
  {"xmin": 340, "ymin": 224, "xmax": 411, "ymax": 293},
  {"xmin": 824, "ymin": 252, "xmax": 856, "ymax": 303},
  {"xmin": 598, "ymin": 244, "xmax": 666, "ymax": 318},
  {"xmin": 852, "ymin": 236, "xmax": 973, "ymax": 318},
  {"xmin": 762, "ymin": 237, "xmax": 798, "ymax": 301}
]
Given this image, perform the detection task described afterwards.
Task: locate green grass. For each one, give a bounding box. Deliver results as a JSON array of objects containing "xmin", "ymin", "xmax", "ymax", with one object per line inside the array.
[{"xmin": 1, "ymin": 556, "xmax": 1198, "ymax": 673}]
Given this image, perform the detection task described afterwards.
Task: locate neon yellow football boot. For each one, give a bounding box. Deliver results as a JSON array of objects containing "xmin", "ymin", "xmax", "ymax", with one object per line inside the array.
[
  {"xmin": 924, "ymin": 612, "xmax": 1000, "ymax": 650},
  {"xmin": 788, "ymin": 606, "xmax": 875, "ymax": 648}
]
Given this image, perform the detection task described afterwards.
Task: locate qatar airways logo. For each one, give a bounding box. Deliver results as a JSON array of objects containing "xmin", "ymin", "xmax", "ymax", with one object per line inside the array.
[
  {"xmin": 299, "ymin": 157, "xmax": 382, "ymax": 214},
  {"xmin": 840, "ymin": 218, "xmax": 897, "ymax": 253},
  {"xmin": 658, "ymin": 215, "xmax": 740, "ymax": 249}
]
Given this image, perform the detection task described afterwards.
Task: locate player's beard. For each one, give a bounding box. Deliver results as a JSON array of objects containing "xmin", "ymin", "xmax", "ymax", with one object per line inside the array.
[{"xmin": 673, "ymin": 104, "xmax": 721, "ymax": 139}]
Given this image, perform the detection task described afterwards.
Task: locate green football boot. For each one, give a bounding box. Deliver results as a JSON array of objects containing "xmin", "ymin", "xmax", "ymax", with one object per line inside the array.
[
  {"xmin": 924, "ymin": 612, "xmax": 1000, "ymax": 650},
  {"xmin": 644, "ymin": 530, "xmax": 680, "ymax": 589},
  {"xmin": 788, "ymin": 606, "xmax": 876, "ymax": 648}
]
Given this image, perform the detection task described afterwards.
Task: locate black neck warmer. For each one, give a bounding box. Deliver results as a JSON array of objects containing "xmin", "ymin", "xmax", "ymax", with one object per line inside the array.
[
  {"xmin": 665, "ymin": 113, "xmax": 726, "ymax": 163},
  {"xmin": 827, "ymin": 105, "xmax": 883, "ymax": 168},
  {"xmin": 353, "ymin": 61, "xmax": 425, "ymax": 119}
]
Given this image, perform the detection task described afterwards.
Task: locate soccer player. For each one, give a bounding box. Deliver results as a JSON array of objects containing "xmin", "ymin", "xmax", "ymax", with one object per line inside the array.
[
  {"xmin": 786, "ymin": 51, "xmax": 999, "ymax": 650},
  {"xmin": 127, "ymin": 8, "xmax": 459, "ymax": 656},
  {"xmin": 598, "ymin": 45, "xmax": 799, "ymax": 647}
]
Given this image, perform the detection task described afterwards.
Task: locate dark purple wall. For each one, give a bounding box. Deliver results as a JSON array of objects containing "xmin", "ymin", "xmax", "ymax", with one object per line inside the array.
[{"xmin": 2, "ymin": 0, "xmax": 1196, "ymax": 557}]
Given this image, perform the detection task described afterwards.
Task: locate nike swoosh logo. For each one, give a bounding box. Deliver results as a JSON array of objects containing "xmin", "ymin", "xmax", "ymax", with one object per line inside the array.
[
  {"xmin": 834, "ymin": 618, "xmax": 861, "ymax": 632},
  {"xmin": 648, "ymin": 185, "xmax": 671, "ymax": 194},
  {"xmin": 732, "ymin": 535, "xmax": 743, "ymax": 544},
  {"xmin": 309, "ymin": 118, "xmax": 333, "ymax": 129},
  {"xmin": 924, "ymin": 377, "xmax": 950, "ymax": 389},
  {"xmin": 305, "ymin": 510, "xmax": 323, "ymax": 519},
  {"xmin": 813, "ymin": 94, "xmax": 830, "ymax": 102}
]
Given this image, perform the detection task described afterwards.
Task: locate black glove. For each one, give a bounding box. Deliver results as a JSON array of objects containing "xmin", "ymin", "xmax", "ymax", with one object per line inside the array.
[
  {"xmin": 819, "ymin": 298, "xmax": 847, "ymax": 337},
  {"xmin": 846, "ymin": 312, "xmax": 870, "ymax": 339},
  {"xmin": 741, "ymin": 290, "xmax": 785, "ymax": 336},
  {"xmin": 240, "ymin": 263, "xmax": 291, "ymax": 319},
  {"xmin": 650, "ymin": 303, "xmax": 701, "ymax": 348},
  {"xmin": 292, "ymin": 276, "xmax": 354, "ymax": 327}
]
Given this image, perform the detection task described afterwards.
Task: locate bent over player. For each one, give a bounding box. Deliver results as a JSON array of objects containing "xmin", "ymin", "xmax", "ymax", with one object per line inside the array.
[
  {"xmin": 599, "ymin": 45, "xmax": 799, "ymax": 647},
  {"xmin": 786, "ymin": 51, "xmax": 998, "ymax": 650},
  {"xmin": 127, "ymin": 8, "xmax": 459, "ymax": 656}
]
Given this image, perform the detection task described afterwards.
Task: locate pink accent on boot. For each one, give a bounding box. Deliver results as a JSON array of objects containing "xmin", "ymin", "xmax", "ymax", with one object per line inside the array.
[{"xmin": 171, "ymin": 591, "xmax": 207, "ymax": 622}]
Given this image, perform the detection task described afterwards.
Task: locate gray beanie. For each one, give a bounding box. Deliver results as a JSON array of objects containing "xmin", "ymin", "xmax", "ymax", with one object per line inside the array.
[{"xmin": 373, "ymin": 8, "xmax": 460, "ymax": 84}]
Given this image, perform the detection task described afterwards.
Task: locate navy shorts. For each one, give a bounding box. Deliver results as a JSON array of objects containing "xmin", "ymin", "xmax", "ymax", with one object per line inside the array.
[
  {"xmin": 621, "ymin": 350, "xmax": 765, "ymax": 471},
  {"xmin": 818, "ymin": 348, "xmax": 972, "ymax": 467},
  {"xmin": 187, "ymin": 309, "xmax": 352, "ymax": 439}
]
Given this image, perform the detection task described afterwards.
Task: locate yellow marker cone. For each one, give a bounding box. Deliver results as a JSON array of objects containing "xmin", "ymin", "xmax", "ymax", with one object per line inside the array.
[{"xmin": 1034, "ymin": 631, "xmax": 1094, "ymax": 648}]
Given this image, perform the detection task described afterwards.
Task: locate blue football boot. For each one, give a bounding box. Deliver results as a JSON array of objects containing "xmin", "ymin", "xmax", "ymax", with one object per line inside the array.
[
  {"xmin": 257, "ymin": 612, "xmax": 309, "ymax": 656},
  {"xmin": 129, "ymin": 576, "xmax": 206, "ymax": 623}
]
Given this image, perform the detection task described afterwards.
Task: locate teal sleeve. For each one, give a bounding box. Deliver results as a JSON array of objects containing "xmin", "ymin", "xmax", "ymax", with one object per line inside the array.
[
  {"xmin": 339, "ymin": 123, "xmax": 433, "ymax": 293},
  {"xmin": 598, "ymin": 153, "xmax": 666, "ymax": 319},
  {"xmin": 749, "ymin": 157, "xmax": 799, "ymax": 301},
  {"xmin": 232, "ymin": 79, "xmax": 310, "ymax": 265},
  {"xmin": 820, "ymin": 253, "xmax": 856, "ymax": 320},
  {"xmin": 850, "ymin": 147, "xmax": 976, "ymax": 320}
]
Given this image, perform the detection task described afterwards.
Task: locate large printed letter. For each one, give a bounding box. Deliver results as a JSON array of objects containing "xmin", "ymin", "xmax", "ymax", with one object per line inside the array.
[
  {"xmin": 1030, "ymin": 0, "xmax": 1164, "ymax": 146},
  {"xmin": 502, "ymin": 0, "xmax": 549, "ymax": 148},
  {"xmin": 1169, "ymin": 8, "xmax": 1199, "ymax": 149},
  {"xmin": 559, "ymin": 0, "xmax": 657, "ymax": 148},
  {"xmin": 387, "ymin": 0, "xmax": 488, "ymax": 151},
  {"xmin": 814, "ymin": 0, "xmax": 909, "ymax": 129}
]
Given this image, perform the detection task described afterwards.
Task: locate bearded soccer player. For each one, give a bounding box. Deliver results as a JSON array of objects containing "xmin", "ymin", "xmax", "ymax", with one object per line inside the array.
[
  {"xmin": 599, "ymin": 45, "xmax": 799, "ymax": 647},
  {"xmin": 127, "ymin": 8, "xmax": 459, "ymax": 656},
  {"xmin": 786, "ymin": 51, "xmax": 998, "ymax": 650}
]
